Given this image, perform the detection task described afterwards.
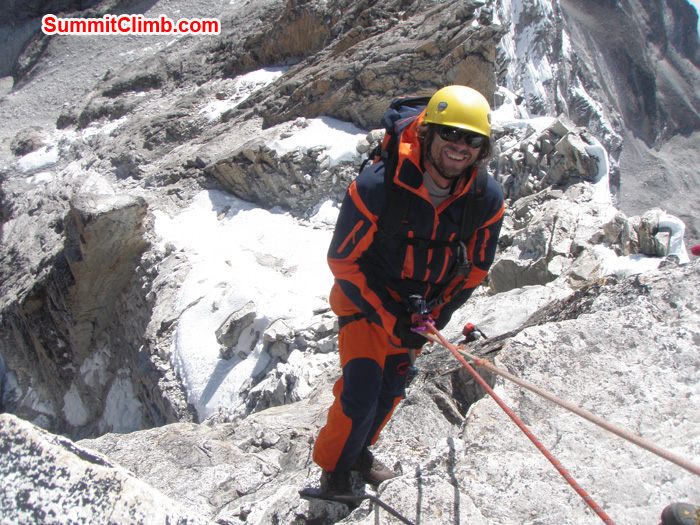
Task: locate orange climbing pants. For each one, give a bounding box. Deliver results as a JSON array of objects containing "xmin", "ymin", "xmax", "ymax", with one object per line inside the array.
[{"xmin": 313, "ymin": 283, "xmax": 414, "ymax": 472}]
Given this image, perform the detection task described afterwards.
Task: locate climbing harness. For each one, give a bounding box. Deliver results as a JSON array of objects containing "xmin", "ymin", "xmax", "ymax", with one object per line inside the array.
[
  {"xmin": 299, "ymin": 488, "xmax": 416, "ymax": 525},
  {"xmin": 413, "ymin": 317, "xmax": 616, "ymax": 524},
  {"xmin": 403, "ymin": 295, "xmax": 435, "ymax": 379}
]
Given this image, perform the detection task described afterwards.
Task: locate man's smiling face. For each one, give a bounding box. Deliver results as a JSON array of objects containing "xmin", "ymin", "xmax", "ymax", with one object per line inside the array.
[{"xmin": 428, "ymin": 130, "xmax": 480, "ymax": 182}]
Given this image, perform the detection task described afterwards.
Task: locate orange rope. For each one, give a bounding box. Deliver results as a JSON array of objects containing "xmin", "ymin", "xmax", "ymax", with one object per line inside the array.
[
  {"xmin": 423, "ymin": 331, "xmax": 700, "ymax": 477},
  {"xmin": 466, "ymin": 350, "xmax": 700, "ymax": 477},
  {"xmin": 423, "ymin": 323, "xmax": 616, "ymax": 525}
]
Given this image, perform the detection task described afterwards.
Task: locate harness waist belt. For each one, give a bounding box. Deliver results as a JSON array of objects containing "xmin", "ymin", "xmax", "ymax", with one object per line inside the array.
[{"xmin": 338, "ymin": 312, "xmax": 366, "ymax": 329}]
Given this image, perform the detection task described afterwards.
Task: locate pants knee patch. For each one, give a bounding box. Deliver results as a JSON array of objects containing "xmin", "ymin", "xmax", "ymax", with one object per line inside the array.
[
  {"xmin": 382, "ymin": 353, "xmax": 411, "ymax": 398},
  {"xmin": 339, "ymin": 358, "xmax": 382, "ymax": 418}
]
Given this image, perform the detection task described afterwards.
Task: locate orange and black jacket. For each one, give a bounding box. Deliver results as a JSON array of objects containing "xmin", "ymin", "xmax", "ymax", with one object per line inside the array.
[{"xmin": 328, "ymin": 109, "xmax": 504, "ymax": 336}]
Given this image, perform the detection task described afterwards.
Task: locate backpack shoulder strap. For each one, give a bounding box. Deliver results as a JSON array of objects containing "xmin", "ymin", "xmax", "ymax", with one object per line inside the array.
[
  {"xmin": 372, "ymin": 95, "xmax": 430, "ymax": 237},
  {"xmin": 458, "ymin": 167, "xmax": 488, "ymax": 243},
  {"xmin": 376, "ymin": 133, "xmax": 410, "ymax": 236}
]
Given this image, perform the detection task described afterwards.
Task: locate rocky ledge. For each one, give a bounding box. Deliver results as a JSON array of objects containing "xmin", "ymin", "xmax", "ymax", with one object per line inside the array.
[{"xmin": 2, "ymin": 261, "xmax": 698, "ymax": 524}]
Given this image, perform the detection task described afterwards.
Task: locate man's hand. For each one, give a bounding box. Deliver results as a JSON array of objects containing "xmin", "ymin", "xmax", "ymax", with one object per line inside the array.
[{"xmin": 393, "ymin": 312, "xmax": 426, "ymax": 349}]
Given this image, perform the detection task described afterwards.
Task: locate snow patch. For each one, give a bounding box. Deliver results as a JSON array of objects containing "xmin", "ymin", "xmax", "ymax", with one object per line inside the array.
[
  {"xmin": 585, "ymin": 141, "xmax": 613, "ymax": 206},
  {"xmin": 80, "ymin": 348, "xmax": 110, "ymax": 389},
  {"xmin": 25, "ymin": 172, "xmax": 53, "ymax": 185},
  {"xmin": 63, "ymin": 383, "xmax": 89, "ymax": 427},
  {"xmin": 0, "ymin": 76, "xmax": 13, "ymax": 98},
  {"xmin": 309, "ymin": 199, "xmax": 340, "ymax": 227},
  {"xmin": 154, "ymin": 190, "xmax": 334, "ymax": 419},
  {"xmin": 81, "ymin": 116, "xmax": 130, "ymax": 138},
  {"xmin": 17, "ymin": 145, "xmax": 59, "ymax": 173},
  {"xmin": 493, "ymin": 86, "xmax": 535, "ymax": 123},
  {"xmin": 99, "ymin": 372, "xmax": 142, "ymax": 434},
  {"xmin": 271, "ymin": 116, "xmax": 365, "ymax": 168},
  {"xmin": 592, "ymin": 245, "xmax": 665, "ymax": 278},
  {"xmin": 199, "ymin": 67, "xmax": 288, "ymax": 122},
  {"xmin": 659, "ymin": 214, "xmax": 690, "ymax": 264}
]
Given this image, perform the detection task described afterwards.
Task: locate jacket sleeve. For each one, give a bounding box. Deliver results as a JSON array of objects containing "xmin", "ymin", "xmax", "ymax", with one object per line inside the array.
[
  {"xmin": 433, "ymin": 176, "xmax": 505, "ymax": 329},
  {"xmin": 327, "ymin": 176, "xmax": 404, "ymax": 335}
]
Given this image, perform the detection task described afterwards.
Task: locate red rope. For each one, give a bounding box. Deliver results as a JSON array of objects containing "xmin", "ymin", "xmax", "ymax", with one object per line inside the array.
[{"xmin": 424, "ymin": 323, "xmax": 616, "ymax": 525}]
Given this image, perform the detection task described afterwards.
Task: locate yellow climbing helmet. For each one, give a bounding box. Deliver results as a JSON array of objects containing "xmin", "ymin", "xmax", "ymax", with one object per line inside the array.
[{"xmin": 423, "ymin": 85, "xmax": 491, "ymax": 137}]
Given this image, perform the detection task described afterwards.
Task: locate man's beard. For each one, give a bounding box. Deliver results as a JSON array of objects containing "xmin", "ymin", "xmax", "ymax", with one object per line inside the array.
[
  {"xmin": 432, "ymin": 154, "xmax": 470, "ymax": 179},
  {"xmin": 428, "ymin": 143, "xmax": 472, "ymax": 180}
]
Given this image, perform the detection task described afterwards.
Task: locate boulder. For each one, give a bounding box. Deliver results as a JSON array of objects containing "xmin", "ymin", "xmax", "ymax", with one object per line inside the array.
[
  {"xmin": 603, "ymin": 208, "xmax": 673, "ymax": 257},
  {"xmin": 490, "ymin": 188, "xmax": 607, "ymax": 294},
  {"xmin": 10, "ymin": 126, "xmax": 49, "ymax": 156},
  {"xmin": 216, "ymin": 301, "xmax": 258, "ymax": 360},
  {"xmin": 262, "ymin": 318, "xmax": 295, "ymax": 362},
  {"xmin": 207, "ymin": 139, "xmax": 357, "ymax": 215},
  {"xmin": 0, "ymin": 413, "xmax": 210, "ymax": 525},
  {"xmin": 496, "ymin": 117, "xmax": 604, "ymax": 200}
]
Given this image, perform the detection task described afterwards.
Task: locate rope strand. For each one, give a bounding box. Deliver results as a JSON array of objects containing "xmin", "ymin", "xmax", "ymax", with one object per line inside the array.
[
  {"xmin": 442, "ymin": 336, "xmax": 700, "ymax": 478},
  {"xmin": 423, "ymin": 324, "xmax": 616, "ymax": 525}
]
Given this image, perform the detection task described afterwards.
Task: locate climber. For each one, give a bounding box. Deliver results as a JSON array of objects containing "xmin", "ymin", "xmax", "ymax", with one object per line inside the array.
[
  {"xmin": 690, "ymin": 245, "xmax": 700, "ymax": 256},
  {"xmin": 661, "ymin": 502, "xmax": 700, "ymax": 525},
  {"xmin": 312, "ymin": 85, "xmax": 505, "ymax": 494}
]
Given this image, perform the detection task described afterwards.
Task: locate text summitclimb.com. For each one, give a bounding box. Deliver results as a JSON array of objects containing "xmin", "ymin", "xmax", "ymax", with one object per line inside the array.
[{"xmin": 42, "ymin": 14, "xmax": 221, "ymax": 35}]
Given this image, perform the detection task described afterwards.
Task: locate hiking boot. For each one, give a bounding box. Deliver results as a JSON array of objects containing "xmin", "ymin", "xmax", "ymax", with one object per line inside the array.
[
  {"xmin": 320, "ymin": 470, "xmax": 353, "ymax": 495},
  {"xmin": 662, "ymin": 503, "xmax": 700, "ymax": 525},
  {"xmin": 351, "ymin": 448, "xmax": 396, "ymax": 486}
]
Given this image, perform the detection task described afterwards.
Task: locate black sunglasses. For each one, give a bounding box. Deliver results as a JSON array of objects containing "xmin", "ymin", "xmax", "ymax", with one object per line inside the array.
[{"xmin": 436, "ymin": 126, "xmax": 486, "ymax": 148}]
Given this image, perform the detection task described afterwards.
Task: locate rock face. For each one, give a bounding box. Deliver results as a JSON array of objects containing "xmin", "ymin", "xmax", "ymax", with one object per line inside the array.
[
  {"xmin": 495, "ymin": 0, "xmax": 700, "ymax": 243},
  {"xmin": 496, "ymin": 0, "xmax": 700, "ymax": 146},
  {"xmin": 559, "ymin": 0, "xmax": 700, "ymax": 144},
  {"xmin": 0, "ymin": 182, "xmax": 190, "ymax": 438},
  {"xmin": 206, "ymin": 120, "xmax": 359, "ymax": 214},
  {"xmin": 0, "ymin": 413, "xmax": 210, "ymax": 525},
  {"xmin": 455, "ymin": 262, "xmax": 700, "ymax": 524},
  {"xmin": 247, "ymin": 0, "xmax": 503, "ymax": 130},
  {"xmin": 2, "ymin": 262, "xmax": 697, "ymax": 524}
]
